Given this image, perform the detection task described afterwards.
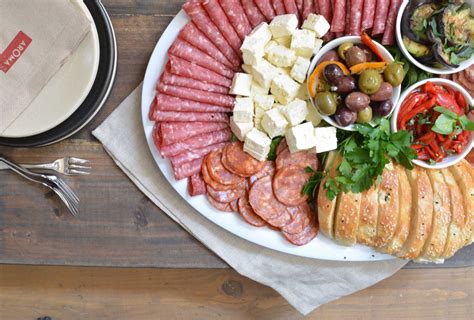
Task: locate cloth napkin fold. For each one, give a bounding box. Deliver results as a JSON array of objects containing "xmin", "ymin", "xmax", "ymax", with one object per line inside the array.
[
  {"xmin": 93, "ymin": 85, "xmax": 408, "ymax": 315},
  {"xmin": 0, "ymin": 0, "xmax": 90, "ymax": 133}
]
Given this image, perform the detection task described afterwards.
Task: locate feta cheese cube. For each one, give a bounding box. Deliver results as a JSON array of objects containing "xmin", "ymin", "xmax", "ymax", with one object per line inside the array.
[
  {"xmin": 270, "ymin": 74, "xmax": 300, "ymax": 104},
  {"xmin": 291, "ymin": 29, "xmax": 316, "ymax": 58},
  {"xmin": 290, "ymin": 56, "xmax": 310, "ymax": 83},
  {"xmin": 285, "ymin": 122, "xmax": 316, "ymax": 153},
  {"xmin": 265, "ymin": 43, "xmax": 296, "ymax": 67},
  {"xmin": 264, "ymin": 40, "xmax": 278, "ymax": 54},
  {"xmin": 274, "ymin": 35, "xmax": 292, "ymax": 48},
  {"xmin": 276, "ymin": 67, "xmax": 292, "ymax": 76},
  {"xmin": 254, "ymin": 117, "xmax": 264, "ymax": 131},
  {"xmin": 250, "ymin": 81, "xmax": 269, "ymax": 95},
  {"xmin": 306, "ymin": 101, "xmax": 322, "ymax": 126},
  {"xmin": 242, "ymin": 64, "xmax": 254, "ymax": 74},
  {"xmin": 229, "ymin": 73, "xmax": 252, "ymax": 96},
  {"xmin": 252, "ymin": 59, "xmax": 280, "ymax": 90},
  {"xmin": 244, "ymin": 128, "xmax": 272, "ymax": 161},
  {"xmin": 233, "ymin": 97, "xmax": 254, "ymax": 122},
  {"xmin": 313, "ymin": 38, "xmax": 323, "ymax": 55},
  {"xmin": 314, "ymin": 126, "xmax": 338, "ymax": 153},
  {"xmin": 253, "ymin": 94, "xmax": 274, "ymax": 111},
  {"xmin": 255, "ymin": 106, "xmax": 266, "ymax": 119},
  {"xmin": 297, "ymin": 81, "xmax": 310, "ymax": 100},
  {"xmin": 302, "ymin": 14, "xmax": 330, "ymax": 38},
  {"xmin": 269, "ymin": 14, "xmax": 298, "ymax": 38},
  {"xmin": 279, "ymin": 98, "xmax": 308, "ymax": 126},
  {"xmin": 247, "ymin": 22, "xmax": 272, "ymax": 43},
  {"xmin": 261, "ymin": 108, "xmax": 289, "ymax": 138},
  {"xmin": 230, "ymin": 117, "xmax": 253, "ymax": 141},
  {"xmin": 241, "ymin": 37, "xmax": 265, "ymax": 65}
]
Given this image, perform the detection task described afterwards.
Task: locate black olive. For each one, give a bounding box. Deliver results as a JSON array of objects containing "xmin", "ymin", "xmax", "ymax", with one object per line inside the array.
[
  {"xmin": 323, "ymin": 64, "xmax": 344, "ymax": 85},
  {"xmin": 372, "ymin": 100, "xmax": 394, "ymax": 117},
  {"xmin": 336, "ymin": 76, "xmax": 356, "ymax": 93},
  {"xmin": 334, "ymin": 106, "xmax": 357, "ymax": 127}
]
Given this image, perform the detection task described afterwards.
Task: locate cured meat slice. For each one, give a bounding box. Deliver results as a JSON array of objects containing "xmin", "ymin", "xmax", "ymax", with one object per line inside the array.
[
  {"xmin": 182, "ymin": 1, "xmax": 241, "ymax": 67},
  {"xmin": 348, "ymin": 0, "xmax": 364, "ymax": 35},
  {"xmin": 207, "ymin": 149, "xmax": 246, "ymax": 186},
  {"xmin": 275, "ymin": 148, "xmax": 318, "ymax": 171},
  {"xmin": 168, "ymin": 39, "xmax": 235, "ymax": 79},
  {"xmin": 249, "ymin": 161, "xmax": 276, "ymax": 185},
  {"xmin": 188, "ymin": 173, "xmax": 207, "ymax": 196},
  {"xmin": 302, "ymin": 0, "xmax": 315, "ymax": 19},
  {"xmin": 249, "ymin": 176, "xmax": 292, "ymax": 228},
  {"xmin": 153, "ymin": 94, "xmax": 231, "ymax": 113},
  {"xmin": 283, "ymin": 0, "xmax": 300, "ymax": 19},
  {"xmin": 168, "ymin": 56, "xmax": 232, "ymax": 88},
  {"xmin": 152, "ymin": 123, "xmax": 163, "ymax": 149},
  {"xmin": 151, "ymin": 110, "xmax": 229, "ymax": 123},
  {"xmin": 206, "ymin": 184, "xmax": 244, "ymax": 203},
  {"xmin": 160, "ymin": 128, "xmax": 232, "ymax": 157},
  {"xmin": 230, "ymin": 199, "xmax": 239, "ymax": 212},
  {"xmin": 282, "ymin": 214, "xmax": 318, "ymax": 245},
  {"xmin": 238, "ymin": 197, "xmax": 267, "ymax": 227},
  {"xmin": 157, "ymin": 82, "xmax": 235, "ymax": 108},
  {"xmin": 159, "ymin": 122, "xmax": 229, "ymax": 147},
  {"xmin": 317, "ymin": 0, "xmax": 332, "ymax": 26},
  {"xmin": 272, "ymin": 0, "xmax": 287, "ymax": 15},
  {"xmin": 361, "ymin": 0, "xmax": 376, "ymax": 30},
  {"xmin": 202, "ymin": 159, "xmax": 239, "ymax": 191},
  {"xmin": 221, "ymin": 142, "xmax": 267, "ymax": 177},
  {"xmin": 220, "ymin": 0, "xmax": 252, "ymax": 40},
  {"xmin": 161, "ymin": 67, "xmax": 229, "ymax": 94},
  {"xmin": 344, "ymin": 0, "xmax": 351, "ymax": 34},
  {"xmin": 170, "ymin": 142, "xmax": 227, "ymax": 167},
  {"xmin": 276, "ymin": 139, "xmax": 288, "ymax": 155},
  {"xmin": 207, "ymin": 194, "xmax": 233, "ymax": 212},
  {"xmin": 330, "ymin": 0, "xmax": 346, "ymax": 33},
  {"xmin": 296, "ymin": 0, "xmax": 304, "ymax": 13},
  {"xmin": 371, "ymin": 0, "xmax": 390, "ymax": 36},
  {"xmin": 381, "ymin": 0, "xmax": 402, "ymax": 45},
  {"xmin": 273, "ymin": 166, "xmax": 310, "ymax": 206},
  {"xmin": 202, "ymin": 0, "xmax": 243, "ymax": 52},
  {"xmin": 172, "ymin": 157, "xmax": 203, "ymax": 180},
  {"xmin": 178, "ymin": 22, "xmax": 235, "ymax": 69},
  {"xmin": 282, "ymin": 203, "xmax": 312, "ymax": 234},
  {"xmin": 241, "ymin": 0, "xmax": 267, "ymax": 27},
  {"xmin": 255, "ymin": 0, "xmax": 276, "ymax": 21}
]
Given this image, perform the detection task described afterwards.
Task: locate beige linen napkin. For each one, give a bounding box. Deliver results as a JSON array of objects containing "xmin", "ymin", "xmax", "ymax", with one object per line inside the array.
[
  {"xmin": 93, "ymin": 85, "xmax": 408, "ymax": 315},
  {"xmin": 0, "ymin": 0, "xmax": 90, "ymax": 133}
]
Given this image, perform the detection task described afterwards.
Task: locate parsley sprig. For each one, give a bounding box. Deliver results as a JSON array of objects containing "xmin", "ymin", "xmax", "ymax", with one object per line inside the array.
[{"xmin": 431, "ymin": 106, "xmax": 474, "ymax": 135}]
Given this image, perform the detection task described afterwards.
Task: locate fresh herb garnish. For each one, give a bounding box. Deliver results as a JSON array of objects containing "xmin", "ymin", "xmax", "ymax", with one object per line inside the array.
[
  {"xmin": 303, "ymin": 167, "xmax": 324, "ymax": 201},
  {"xmin": 267, "ymin": 136, "xmax": 282, "ymax": 160},
  {"xmin": 230, "ymin": 134, "xmax": 239, "ymax": 142},
  {"xmin": 431, "ymin": 106, "xmax": 474, "ymax": 135}
]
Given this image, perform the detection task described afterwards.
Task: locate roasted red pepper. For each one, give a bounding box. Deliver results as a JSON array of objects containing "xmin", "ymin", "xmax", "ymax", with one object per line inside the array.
[
  {"xmin": 399, "ymin": 97, "xmax": 436, "ymax": 129},
  {"xmin": 361, "ymin": 31, "xmax": 385, "ymax": 62}
]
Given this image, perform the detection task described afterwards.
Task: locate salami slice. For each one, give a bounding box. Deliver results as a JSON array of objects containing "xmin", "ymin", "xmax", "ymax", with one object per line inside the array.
[
  {"xmin": 249, "ymin": 176, "xmax": 292, "ymax": 228},
  {"xmin": 275, "ymin": 148, "xmax": 319, "ymax": 171},
  {"xmin": 168, "ymin": 39, "xmax": 235, "ymax": 79},
  {"xmin": 159, "ymin": 122, "xmax": 229, "ymax": 147},
  {"xmin": 188, "ymin": 173, "xmax": 207, "ymax": 196},
  {"xmin": 178, "ymin": 22, "xmax": 235, "ymax": 69},
  {"xmin": 207, "ymin": 149, "xmax": 246, "ymax": 186},
  {"xmin": 201, "ymin": 158, "xmax": 239, "ymax": 191},
  {"xmin": 168, "ymin": 56, "xmax": 232, "ymax": 88},
  {"xmin": 238, "ymin": 196, "xmax": 267, "ymax": 227},
  {"xmin": 255, "ymin": 0, "xmax": 276, "ymax": 21},
  {"xmin": 154, "ymin": 94, "xmax": 231, "ymax": 113},
  {"xmin": 151, "ymin": 110, "xmax": 229, "ymax": 123},
  {"xmin": 230, "ymin": 199, "xmax": 239, "ymax": 212},
  {"xmin": 172, "ymin": 157, "xmax": 203, "ymax": 180},
  {"xmin": 296, "ymin": 0, "xmax": 304, "ymax": 14},
  {"xmin": 207, "ymin": 194, "xmax": 233, "ymax": 212},
  {"xmin": 248, "ymin": 161, "xmax": 276, "ymax": 185},
  {"xmin": 276, "ymin": 139, "xmax": 288, "ymax": 155},
  {"xmin": 381, "ymin": 0, "xmax": 402, "ymax": 45},
  {"xmin": 272, "ymin": 0, "xmax": 286, "ymax": 15},
  {"xmin": 203, "ymin": 0, "xmax": 243, "ymax": 52},
  {"xmin": 371, "ymin": 0, "xmax": 390, "ymax": 36},
  {"xmin": 182, "ymin": 2, "xmax": 241, "ymax": 67},
  {"xmin": 273, "ymin": 166, "xmax": 310, "ymax": 206},
  {"xmin": 241, "ymin": 0, "xmax": 267, "ymax": 27},
  {"xmin": 206, "ymin": 184, "xmax": 244, "ymax": 203},
  {"xmin": 157, "ymin": 83, "xmax": 235, "ymax": 108},
  {"xmin": 221, "ymin": 142, "xmax": 267, "ymax": 177},
  {"xmin": 361, "ymin": 0, "xmax": 376, "ymax": 30},
  {"xmin": 348, "ymin": 0, "xmax": 364, "ymax": 35},
  {"xmin": 161, "ymin": 67, "xmax": 229, "ymax": 94},
  {"xmin": 283, "ymin": 0, "xmax": 300, "ymax": 18},
  {"xmin": 282, "ymin": 203, "xmax": 312, "ymax": 234},
  {"xmin": 302, "ymin": 0, "xmax": 315, "ymax": 19},
  {"xmin": 282, "ymin": 214, "xmax": 318, "ymax": 245},
  {"xmin": 170, "ymin": 142, "xmax": 228, "ymax": 167},
  {"xmin": 220, "ymin": 0, "xmax": 252, "ymax": 40},
  {"xmin": 152, "ymin": 123, "xmax": 163, "ymax": 149},
  {"xmin": 160, "ymin": 128, "xmax": 232, "ymax": 157},
  {"xmin": 344, "ymin": 0, "xmax": 351, "ymax": 34},
  {"xmin": 317, "ymin": 0, "xmax": 332, "ymax": 25},
  {"xmin": 330, "ymin": 0, "xmax": 346, "ymax": 33}
]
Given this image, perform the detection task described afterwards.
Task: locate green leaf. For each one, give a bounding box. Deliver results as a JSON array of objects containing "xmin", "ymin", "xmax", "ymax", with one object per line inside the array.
[
  {"xmin": 459, "ymin": 115, "xmax": 474, "ymax": 131},
  {"xmin": 433, "ymin": 106, "xmax": 459, "ymax": 119},
  {"xmin": 338, "ymin": 158, "xmax": 352, "ymax": 177},
  {"xmin": 432, "ymin": 114, "xmax": 457, "ymax": 135},
  {"xmin": 266, "ymin": 136, "xmax": 282, "ymax": 160},
  {"xmin": 230, "ymin": 134, "xmax": 239, "ymax": 142}
]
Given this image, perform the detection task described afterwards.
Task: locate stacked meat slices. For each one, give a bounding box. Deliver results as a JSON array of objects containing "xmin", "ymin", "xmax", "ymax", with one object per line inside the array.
[{"xmin": 203, "ymin": 141, "xmax": 319, "ymax": 246}]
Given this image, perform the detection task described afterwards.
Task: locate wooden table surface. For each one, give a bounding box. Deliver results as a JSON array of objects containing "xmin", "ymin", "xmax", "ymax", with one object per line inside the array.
[{"xmin": 0, "ymin": 0, "xmax": 473, "ymax": 318}]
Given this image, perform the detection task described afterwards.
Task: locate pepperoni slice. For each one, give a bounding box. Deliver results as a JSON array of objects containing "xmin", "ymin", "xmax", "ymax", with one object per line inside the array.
[
  {"xmin": 276, "ymin": 139, "xmax": 288, "ymax": 155},
  {"xmin": 249, "ymin": 161, "xmax": 276, "ymax": 185},
  {"xmin": 275, "ymin": 148, "xmax": 318, "ymax": 171},
  {"xmin": 282, "ymin": 214, "xmax": 318, "ymax": 246},
  {"xmin": 282, "ymin": 203, "xmax": 313, "ymax": 234},
  {"xmin": 230, "ymin": 199, "xmax": 239, "ymax": 212},
  {"xmin": 207, "ymin": 149, "xmax": 245, "ymax": 185},
  {"xmin": 207, "ymin": 194, "xmax": 233, "ymax": 212},
  {"xmin": 201, "ymin": 158, "xmax": 238, "ymax": 191},
  {"xmin": 249, "ymin": 176, "xmax": 292, "ymax": 228},
  {"xmin": 222, "ymin": 142, "xmax": 266, "ymax": 177},
  {"xmin": 273, "ymin": 166, "xmax": 310, "ymax": 206},
  {"xmin": 206, "ymin": 185, "xmax": 244, "ymax": 203},
  {"xmin": 238, "ymin": 197, "xmax": 266, "ymax": 227}
]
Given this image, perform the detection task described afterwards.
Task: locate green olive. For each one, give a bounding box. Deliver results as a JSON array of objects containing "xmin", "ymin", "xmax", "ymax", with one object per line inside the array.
[
  {"xmin": 315, "ymin": 91, "xmax": 337, "ymax": 115},
  {"xmin": 316, "ymin": 77, "xmax": 331, "ymax": 92},
  {"xmin": 383, "ymin": 63, "xmax": 404, "ymax": 87},
  {"xmin": 358, "ymin": 69, "xmax": 383, "ymax": 94},
  {"xmin": 356, "ymin": 106, "xmax": 373, "ymax": 123},
  {"xmin": 338, "ymin": 42, "xmax": 354, "ymax": 60}
]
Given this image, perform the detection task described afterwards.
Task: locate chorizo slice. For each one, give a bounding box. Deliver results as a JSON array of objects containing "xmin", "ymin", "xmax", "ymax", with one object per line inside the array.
[
  {"xmin": 273, "ymin": 166, "xmax": 311, "ymax": 206},
  {"xmin": 206, "ymin": 184, "xmax": 245, "ymax": 203},
  {"xmin": 207, "ymin": 149, "xmax": 246, "ymax": 185},
  {"xmin": 201, "ymin": 158, "xmax": 239, "ymax": 191},
  {"xmin": 248, "ymin": 161, "xmax": 276, "ymax": 185},
  {"xmin": 276, "ymin": 139, "xmax": 288, "ymax": 155},
  {"xmin": 282, "ymin": 202, "xmax": 313, "ymax": 234},
  {"xmin": 282, "ymin": 214, "xmax": 318, "ymax": 246},
  {"xmin": 207, "ymin": 194, "xmax": 233, "ymax": 212},
  {"xmin": 238, "ymin": 197, "xmax": 267, "ymax": 227},
  {"xmin": 230, "ymin": 199, "xmax": 239, "ymax": 212},
  {"xmin": 222, "ymin": 142, "xmax": 267, "ymax": 177},
  {"xmin": 275, "ymin": 148, "xmax": 319, "ymax": 171}
]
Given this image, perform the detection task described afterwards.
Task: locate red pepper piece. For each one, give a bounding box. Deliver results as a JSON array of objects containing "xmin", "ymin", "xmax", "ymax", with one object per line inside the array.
[
  {"xmin": 417, "ymin": 131, "xmax": 436, "ymax": 143},
  {"xmin": 398, "ymin": 92, "xmax": 428, "ymax": 121},
  {"xmin": 454, "ymin": 91, "xmax": 467, "ymax": 110},
  {"xmin": 399, "ymin": 97, "xmax": 436, "ymax": 129},
  {"xmin": 361, "ymin": 31, "xmax": 385, "ymax": 62}
]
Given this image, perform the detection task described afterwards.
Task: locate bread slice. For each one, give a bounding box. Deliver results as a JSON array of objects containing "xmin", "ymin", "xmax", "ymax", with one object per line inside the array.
[
  {"xmin": 373, "ymin": 162, "xmax": 400, "ymax": 249},
  {"xmin": 356, "ymin": 184, "xmax": 379, "ymax": 246},
  {"xmin": 334, "ymin": 189, "xmax": 362, "ymax": 246},
  {"xmin": 317, "ymin": 152, "xmax": 342, "ymax": 239},
  {"xmin": 464, "ymin": 162, "xmax": 474, "ymax": 242},
  {"xmin": 380, "ymin": 164, "xmax": 412, "ymax": 255},
  {"xmin": 396, "ymin": 167, "xmax": 434, "ymax": 259}
]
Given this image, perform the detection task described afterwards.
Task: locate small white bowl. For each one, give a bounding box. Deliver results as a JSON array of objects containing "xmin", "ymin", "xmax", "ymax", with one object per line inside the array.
[
  {"xmin": 395, "ymin": 0, "xmax": 474, "ymax": 75},
  {"xmin": 307, "ymin": 36, "xmax": 401, "ymax": 131},
  {"xmin": 391, "ymin": 78, "xmax": 474, "ymax": 169}
]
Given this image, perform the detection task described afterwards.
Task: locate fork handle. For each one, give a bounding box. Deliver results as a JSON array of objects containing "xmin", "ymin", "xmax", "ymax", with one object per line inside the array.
[
  {"xmin": 0, "ymin": 162, "xmax": 55, "ymax": 171},
  {"xmin": 0, "ymin": 157, "xmax": 50, "ymax": 187}
]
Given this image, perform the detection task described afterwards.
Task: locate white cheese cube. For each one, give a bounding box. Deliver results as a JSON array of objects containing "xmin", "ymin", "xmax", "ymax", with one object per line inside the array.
[
  {"xmin": 314, "ymin": 126, "xmax": 338, "ymax": 153},
  {"xmin": 291, "ymin": 29, "xmax": 316, "ymax": 58},
  {"xmin": 297, "ymin": 81, "xmax": 310, "ymax": 100},
  {"xmin": 250, "ymin": 81, "xmax": 269, "ymax": 95},
  {"xmin": 306, "ymin": 101, "xmax": 322, "ymax": 126},
  {"xmin": 274, "ymin": 35, "xmax": 292, "ymax": 48},
  {"xmin": 261, "ymin": 108, "xmax": 288, "ymax": 138},
  {"xmin": 290, "ymin": 56, "xmax": 310, "ymax": 83},
  {"xmin": 230, "ymin": 117, "xmax": 253, "ymax": 141},
  {"xmin": 253, "ymin": 94, "xmax": 274, "ymax": 111},
  {"xmin": 279, "ymin": 98, "xmax": 308, "ymax": 126},
  {"xmin": 229, "ymin": 73, "xmax": 252, "ymax": 96},
  {"xmin": 313, "ymin": 38, "xmax": 323, "ymax": 55},
  {"xmin": 269, "ymin": 14, "xmax": 298, "ymax": 38},
  {"xmin": 233, "ymin": 97, "xmax": 254, "ymax": 122},
  {"xmin": 264, "ymin": 40, "xmax": 278, "ymax": 54},
  {"xmin": 244, "ymin": 128, "xmax": 272, "ymax": 161},
  {"xmin": 254, "ymin": 117, "xmax": 264, "ymax": 131},
  {"xmin": 252, "ymin": 59, "xmax": 280, "ymax": 90},
  {"xmin": 241, "ymin": 37, "xmax": 265, "ymax": 65},
  {"xmin": 270, "ymin": 74, "xmax": 300, "ymax": 105},
  {"xmin": 247, "ymin": 22, "xmax": 272, "ymax": 43},
  {"xmin": 285, "ymin": 122, "xmax": 316, "ymax": 153},
  {"xmin": 265, "ymin": 43, "xmax": 296, "ymax": 67},
  {"xmin": 255, "ymin": 106, "xmax": 266, "ymax": 119},
  {"xmin": 276, "ymin": 67, "xmax": 292, "ymax": 76},
  {"xmin": 242, "ymin": 64, "xmax": 254, "ymax": 74},
  {"xmin": 302, "ymin": 14, "xmax": 330, "ymax": 38}
]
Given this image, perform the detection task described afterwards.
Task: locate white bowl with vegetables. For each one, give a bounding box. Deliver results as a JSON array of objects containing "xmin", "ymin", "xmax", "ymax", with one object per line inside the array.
[
  {"xmin": 307, "ymin": 35, "xmax": 401, "ymax": 131},
  {"xmin": 396, "ymin": 0, "xmax": 474, "ymax": 75}
]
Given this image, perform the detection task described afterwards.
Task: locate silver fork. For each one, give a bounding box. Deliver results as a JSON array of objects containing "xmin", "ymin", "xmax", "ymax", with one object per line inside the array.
[
  {"xmin": 0, "ymin": 157, "xmax": 90, "ymax": 175},
  {"xmin": 0, "ymin": 157, "xmax": 80, "ymax": 216}
]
